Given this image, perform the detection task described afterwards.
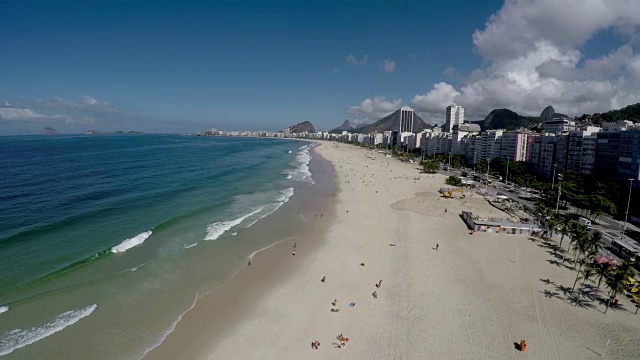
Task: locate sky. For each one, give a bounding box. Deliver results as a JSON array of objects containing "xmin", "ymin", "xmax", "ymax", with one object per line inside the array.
[{"xmin": 1, "ymin": 0, "xmax": 640, "ymax": 135}]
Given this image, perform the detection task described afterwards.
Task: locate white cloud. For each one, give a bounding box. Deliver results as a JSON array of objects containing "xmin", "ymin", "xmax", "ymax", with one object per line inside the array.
[
  {"xmin": 349, "ymin": 0, "xmax": 640, "ymax": 124},
  {"xmin": 48, "ymin": 95, "xmax": 115, "ymax": 111},
  {"xmin": 345, "ymin": 54, "xmax": 368, "ymax": 66},
  {"xmin": 347, "ymin": 96, "xmax": 402, "ymax": 125},
  {"xmin": 383, "ymin": 59, "xmax": 395, "ymax": 72},
  {"xmin": 0, "ymin": 106, "xmax": 93, "ymax": 124}
]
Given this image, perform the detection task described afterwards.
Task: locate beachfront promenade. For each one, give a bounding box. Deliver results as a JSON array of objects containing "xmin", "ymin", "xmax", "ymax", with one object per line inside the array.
[{"xmin": 146, "ymin": 141, "xmax": 640, "ymax": 360}]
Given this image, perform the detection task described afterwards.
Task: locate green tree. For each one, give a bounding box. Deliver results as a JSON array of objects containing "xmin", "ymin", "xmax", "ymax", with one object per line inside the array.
[
  {"xmin": 558, "ymin": 219, "xmax": 573, "ymax": 250},
  {"xmin": 422, "ymin": 160, "xmax": 439, "ymax": 173},
  {"xmin": 604, "ymin": 260, "xmax": 635, "ymax": 314},
  {"xmin": 445, "ymin": 175, "xmax": 463, "ymax": 187}
]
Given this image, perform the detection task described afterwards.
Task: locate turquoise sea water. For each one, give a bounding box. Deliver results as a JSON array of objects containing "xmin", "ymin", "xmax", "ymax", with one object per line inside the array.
[{"xmin": 0, "ymin": 135, "xmax": 319, "ymax": 358}]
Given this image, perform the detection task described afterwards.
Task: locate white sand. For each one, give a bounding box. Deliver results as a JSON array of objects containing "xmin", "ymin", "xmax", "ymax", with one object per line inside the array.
[{"xmin": 190, "ymin": 142, "xmax": 640, "ymax": 359}]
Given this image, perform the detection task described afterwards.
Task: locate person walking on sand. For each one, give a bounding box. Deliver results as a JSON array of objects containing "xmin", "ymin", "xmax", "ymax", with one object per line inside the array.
[
  {"xmin": 436, "ymin": 243, "xmax": 439, "ymax": 251},
  {"xmin": 248, "ymin": 259, "xmax": 251, "ymax": 266},
  {"xmin": 321, "ymin": 276, "xmax": 326, "ymax": 283},
  {"xmin": 372, "ymin": 291, "xmax": 377, "ymax": 299},
  {"xmin": 292, "ymin": 250, "xmax": 296, "ymax": 256}
]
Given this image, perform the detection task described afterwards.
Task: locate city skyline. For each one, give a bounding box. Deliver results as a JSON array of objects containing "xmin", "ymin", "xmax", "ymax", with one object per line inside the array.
[{"xmin": 1, "ymin": 0, "xmax": 640, "ymax": 135}]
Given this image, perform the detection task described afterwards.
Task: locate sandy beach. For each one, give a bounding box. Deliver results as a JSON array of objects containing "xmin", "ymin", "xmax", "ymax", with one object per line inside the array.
[{"xmin": 145, "ymin": 141, "xmax": 640, "ymax": 360}]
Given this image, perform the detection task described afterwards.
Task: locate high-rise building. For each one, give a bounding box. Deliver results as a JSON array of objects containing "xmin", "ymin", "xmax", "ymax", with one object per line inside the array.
[
  {"xmin": 594, "ymin": 127, "xmax": 640, "ymax": 181},
  {"xmin": 566, "ymin": 127, "xmax": 600, "ymax": 175},
  {"xmin": 445, "ymin": 105, "xmax": 464, "ymax": 133},
  {"xmin": 399, "ymin": 106, "xmax": 415, "ymax": 133},
  {"xmin": 481, "ymin": 130, "xmax": 503, "ymax": 161},
  {"xmin": 527, "ymin": 134, "xmax": 568, "ymax": 181},
  {"xmin": 499, "ymin": 132, "xmax": 530, "ymax": 162},
  {"xmin": 451, "ymin": 123, "xmax": 480, "ymax": 155}
]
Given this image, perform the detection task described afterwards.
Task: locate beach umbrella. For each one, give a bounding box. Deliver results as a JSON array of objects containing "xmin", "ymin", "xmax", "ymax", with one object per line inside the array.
[
  {"xmin": 628, "ymin": 277, "xmax": 639, "ymax": 285},
  {"xmin": 631, "ymin": 288, "xmax": 639, "ymax": 293}
]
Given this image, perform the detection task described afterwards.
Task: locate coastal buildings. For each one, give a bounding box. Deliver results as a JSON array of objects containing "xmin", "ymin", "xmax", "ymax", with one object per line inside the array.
[
  {"xmin": 566, "ymin": 128, "xmax": 600, "ymax": 175},
  {"xmin": 445, "ymin": 105, "xmax": 464, "ymax": 133},
  {"xmin": 399, "ymin": 106, "xmax": 415, "ymax": 133},
  {"xmin": 543, "ymin": 119, "xmax": 575, "ymax": 133},
  {"xmin": 594, "ymin": 127, "xmax": 640, "ymax": 181},
  {"xmin": 451, "ymin": 123, "xmax": 481, "ymax": 155},
  {"xmin": 499, "ymin": 132, "xmax": 531, "ymax": 162},
  {"xmin": 481, "ymin": 130, "xmax": 503, "ymax": 162},
  {"xmin": 202, "ymin": 105, "xmax": 640, "ymax": 187}
]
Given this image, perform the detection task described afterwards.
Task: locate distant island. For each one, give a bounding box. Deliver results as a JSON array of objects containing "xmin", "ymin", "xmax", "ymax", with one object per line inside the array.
[
  {"xmin": 41, "ymin": 127, "xmax": 60, "ymax": 135},
  {"xmin": 84, "ymin": 130, "xmax": 144, "ymax": 135}
]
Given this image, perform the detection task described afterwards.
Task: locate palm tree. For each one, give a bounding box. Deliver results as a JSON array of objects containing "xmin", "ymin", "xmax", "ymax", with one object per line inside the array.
[
  {"xmin": 572, "ymin": 257, "xmax": 590, "ymax": 291},
  {"xmin": 604, "ymin": 260, "xmax": 635, "ymax": 314},
  {"xmin": 594, "ymin": 262, "xmax": 611, "ymax": 290},
  {"xmin": 558, "ymin": 219, "xmax": 572, "ymax": 250},
  {"xmin": 577, "ymin": 263, "xmax": 597, "ymax": 297},
  {"xmin": 545, "ymin": 213, "xmax": 559, "ymax": 239}
]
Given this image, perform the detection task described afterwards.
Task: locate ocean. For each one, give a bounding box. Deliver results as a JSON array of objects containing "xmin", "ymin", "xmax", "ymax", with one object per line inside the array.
[{"xmin": 0, "ymin": 135, "xmax": 328, "ymax": 359}]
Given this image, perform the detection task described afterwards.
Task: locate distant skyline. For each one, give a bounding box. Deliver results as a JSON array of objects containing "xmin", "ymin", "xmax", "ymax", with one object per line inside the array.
[{"xmin": 1, "ymin": 0, "xmax": 640, "ymax": 135}]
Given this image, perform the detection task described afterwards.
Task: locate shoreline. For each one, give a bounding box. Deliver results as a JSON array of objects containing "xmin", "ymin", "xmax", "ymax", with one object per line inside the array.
[
  {"xmin": 142, "ymin": 144, "xmax": 338, "ymax": 360},
  {"xmin": 146, "ymin": 141, "xmax": 640, "ymax": 360}
]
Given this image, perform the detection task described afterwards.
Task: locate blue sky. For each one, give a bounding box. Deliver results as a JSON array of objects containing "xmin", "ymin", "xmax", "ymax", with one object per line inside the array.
[{"xmin": 1, "ymin": 0, "xmax": 639, "ymax": 134}]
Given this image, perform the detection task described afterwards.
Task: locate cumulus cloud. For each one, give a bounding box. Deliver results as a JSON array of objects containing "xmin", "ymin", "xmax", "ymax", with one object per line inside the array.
[
  {"xmin": 0, "ymin": 95, "xmax": 117, "ymax": 125},
  {"xmin": 345, "ymin": 54, "xmax": 368, "ymax": 66},
  {"xmin": 347, "ymin": 96, "xmax": 402, "ymax": 125},
  {"xmin": 351, "ymin": 0, "xmax": 640, "ymax": 124},
  {"xmin": 383, "ymin": 59, "xmax": 395, "ymax": 72}
]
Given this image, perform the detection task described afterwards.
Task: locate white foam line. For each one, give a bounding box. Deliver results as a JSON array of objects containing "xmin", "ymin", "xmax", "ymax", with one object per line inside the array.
[
  {"xmin": 0, "ymin": 306, "xmax": 8, "ymax": 316},
  {"xmin": 136, "ymin": 294, "xmax": 199, "ymax": 360},
  {"xmin": 247, "ymin": 236, "xmax": 296, "ymax": 261},
  {"xmin": 184, "ymin": 243, "xmax": 198, "ymax": 249},
  {"xmin": 0, "ymin": 304, "xmax": 97, "ymax": 356},
  {"xmin": 205, "ymin": 208, "xmax": 263, "ymax": 241},
  {"xmin": 111, "ymin": 231, "xmax": 153, "ymax": 254},
  {"xmin": 137, "ymin": 236, "xmax": 297, "ymax": 359}
]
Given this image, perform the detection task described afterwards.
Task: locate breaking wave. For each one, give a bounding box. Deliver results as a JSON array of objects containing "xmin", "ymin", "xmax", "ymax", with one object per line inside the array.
[
  {"xmin": 205, "ymin": 208, "xmax": 263, "ymax": 241},
  {"xmin": 111, "ymin": 231, "xmax": 153, "ymax": 254},
  {"xmin": 0, "ymin": 304, "xmax": 97, "ymax": 356}
]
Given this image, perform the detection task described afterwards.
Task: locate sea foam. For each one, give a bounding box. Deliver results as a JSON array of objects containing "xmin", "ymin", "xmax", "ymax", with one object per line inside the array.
[
  {"xmin": 111, "ymin": 231, "xmax": 153, "ymax": 254},
  {"xmin": 205, "ymin": 208, "xmax": 262, "ymax": 241},
  {"xmin": 245, "ymin": 188, "xmax": 294, "ymax": 228},
  {"xmin": 286, "ymin": 146, "xmax": 314, "ymax": 183},
  {"xmin": 0, "ymin": 306, "xmax": 8, "ymax": 316},
  {"xmin": 0, "ymin": 304, "xmax": 97, "ymax": 356}
]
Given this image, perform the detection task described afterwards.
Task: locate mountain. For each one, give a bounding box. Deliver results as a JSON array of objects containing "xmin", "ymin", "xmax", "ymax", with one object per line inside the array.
[
  {"xmin": 540, "ymin": 105, "xmax": 568, "ymax": 119},
  {"xmin": 41, "ymin": 127, "xmax": 59, "ymax": 135},
  {"xmin": 482, "ymin": 109, "xmax": 541, "ymax": 130},
  {"xmin": 287, "ymin": 121, "xmax": 315, "ymax": 134},
  {"xmin": 353, "ymin": 109, "xmax": 429, "ymax": 133},
  {"xmin": 540, "ymin": 106, "xmax": 555, "ymax": 118},
  {"xmin": 329, "ymin": 120, "xmax": 354, "ymax": 133},
  {"xmin": 592, "ymin": 103, "xmax": 640, "ymax": 123}
]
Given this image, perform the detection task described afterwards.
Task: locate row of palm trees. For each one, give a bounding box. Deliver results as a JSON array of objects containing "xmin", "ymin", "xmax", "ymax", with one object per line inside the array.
[{"xmin": 536, "ymin": 203, "xmax": 636, "ymax": 313}]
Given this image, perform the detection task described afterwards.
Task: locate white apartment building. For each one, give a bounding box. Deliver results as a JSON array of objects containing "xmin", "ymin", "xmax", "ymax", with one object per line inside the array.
[
  {"xmin": 420, "ymin": 132, "xmax": 451, "ymax": 156},
  {"xmin": 499, "ymin": 132, "xmax": 530, "ymax": 162},
  {"xmin": 445, "ymin": 105, "xmax": 464, "ymax": 133},
  {"xmin": 480, "ymin": 130, "xmax": 503, "ymax": 161},
  {"xmin": 451, "ymin": 123, "xmax": 481, "ymax": 155},
  {"xmin": 543, "ymin": 119, "xmax": 575, "ymax": 134},
  {"xmin": 566, "ymin": 127, "xmax": 600, "ymax": 175},
  {"xmin": 602, "ymin": 120, "xmax": 633, "ymax": 132}
]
